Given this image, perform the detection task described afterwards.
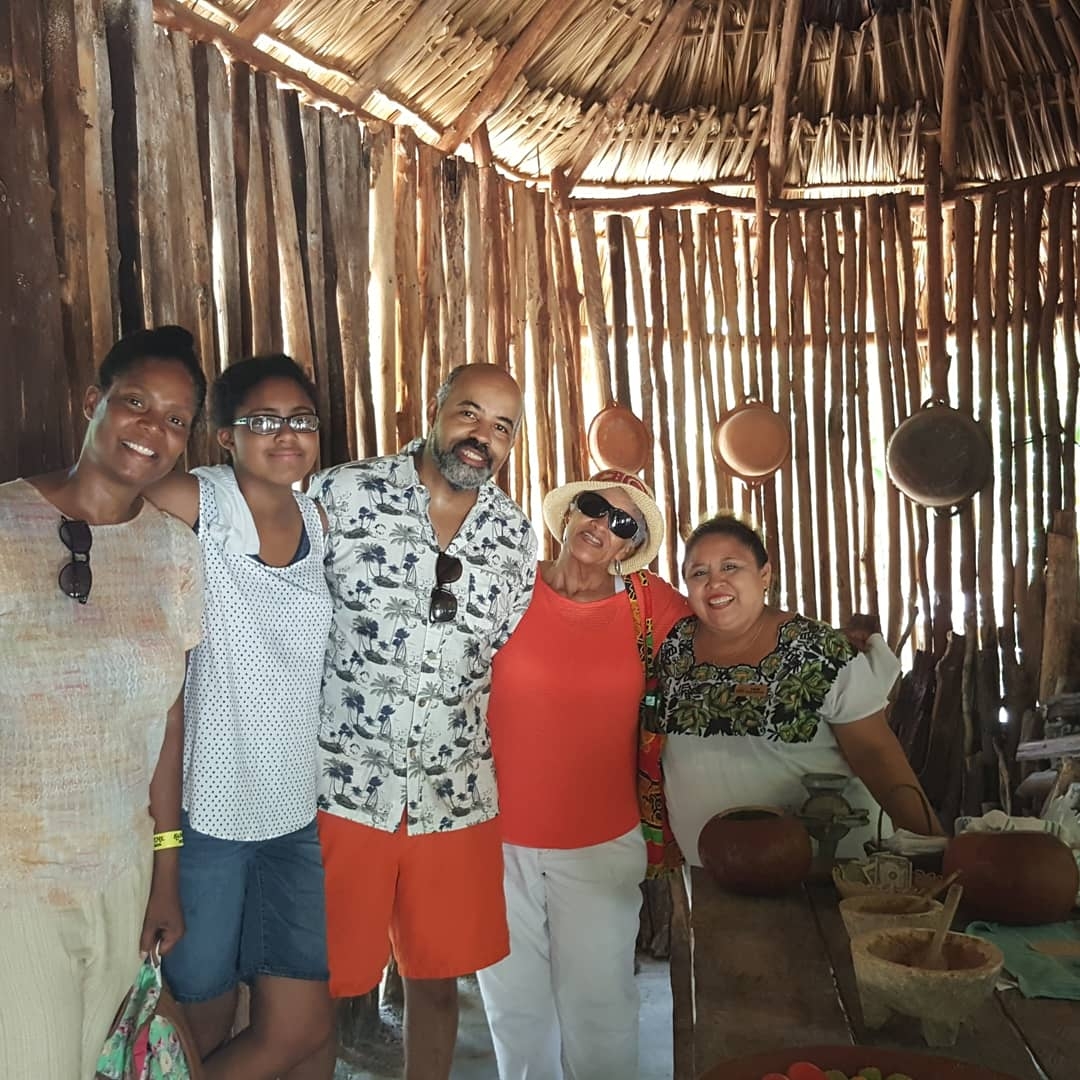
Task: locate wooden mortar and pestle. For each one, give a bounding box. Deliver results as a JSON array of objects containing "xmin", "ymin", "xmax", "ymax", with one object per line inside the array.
[{"xmin": 917, "ymin": 882, "xmax": 964, "ymax": 971}]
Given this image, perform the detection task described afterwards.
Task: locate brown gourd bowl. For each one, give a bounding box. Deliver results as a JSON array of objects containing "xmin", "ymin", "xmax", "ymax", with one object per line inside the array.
[{"xmin": 698, "ymin": 806, "xmax": 812, "ymax": 896}]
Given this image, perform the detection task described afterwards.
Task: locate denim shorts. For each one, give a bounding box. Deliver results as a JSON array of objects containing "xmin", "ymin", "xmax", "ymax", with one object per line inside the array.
[{"xmin": 163, "ymin": 813, "xmax": 329, "ymax": 1003}]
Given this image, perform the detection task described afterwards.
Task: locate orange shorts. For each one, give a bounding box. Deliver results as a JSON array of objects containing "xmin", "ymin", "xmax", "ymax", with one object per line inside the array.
[{"xmin": 317, "ymin": 811, "xmax": 508, "ymax": 998}]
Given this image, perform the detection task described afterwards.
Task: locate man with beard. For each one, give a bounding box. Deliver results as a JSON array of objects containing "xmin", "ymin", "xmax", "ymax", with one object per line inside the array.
[{"xmin": 308, "ymin": 364, "xmax": 537, "ymax": 1079}]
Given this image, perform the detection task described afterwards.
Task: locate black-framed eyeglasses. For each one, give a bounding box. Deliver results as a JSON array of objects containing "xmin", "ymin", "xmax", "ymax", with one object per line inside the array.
[
  {"xmin": 58, "ymin": 518, "xmax": 93, "ymax": 604},
  {"xmin": 429, "ymin": 552, "xmax": 463, "ymax": 624},
  {"xmin": 233, "ymin": 413, "xmax": 320, "ymax": 435},
  {"xmin": 574, "ymin": 491, "xmax": 643, "ymax": 541}
]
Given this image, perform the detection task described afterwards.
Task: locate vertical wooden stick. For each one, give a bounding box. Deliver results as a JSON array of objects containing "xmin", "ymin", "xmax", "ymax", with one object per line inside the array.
[
  {"xmin": 788, "ymin": 213, "xmax": 818, "ymax": 618},
  {"xmin": 805, "ymin": 210, "xmax": 832, "ymax": 623},
  {"xmin": 825, "ymin": 212, "xmax": 852, "ymax": 624},
  {"xmin": 649, "ymin": 209, "xmax": 679, "ymax": 572},
  {"xmin": 662, "ymin": 209, "xmax": 692, "ymax": 545}
]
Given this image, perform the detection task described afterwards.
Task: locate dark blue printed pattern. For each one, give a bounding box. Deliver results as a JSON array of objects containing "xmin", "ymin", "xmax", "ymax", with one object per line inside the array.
[{"xmin": 310, "ymin": 440, "xmax": 537, "ymax": 835}]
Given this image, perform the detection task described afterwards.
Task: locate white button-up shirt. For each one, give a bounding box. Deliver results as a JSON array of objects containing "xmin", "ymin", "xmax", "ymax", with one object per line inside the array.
[{"xmin": 309, "ymin": 441, "xmax": 537, "ymax": 835}]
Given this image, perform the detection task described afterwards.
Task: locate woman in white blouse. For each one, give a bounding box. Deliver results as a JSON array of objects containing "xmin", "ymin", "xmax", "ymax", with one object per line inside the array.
[
  {"xmin": 647, "ymin": 513, "xmax": 944, "ymax": 869},
  {"xmin": 149, "ymin": 355, "xmax": 335, "ymax": 1080}
]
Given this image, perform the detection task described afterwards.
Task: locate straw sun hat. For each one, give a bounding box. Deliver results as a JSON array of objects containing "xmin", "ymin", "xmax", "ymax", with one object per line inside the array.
[{"xmin": 541, "ymin": 469, "xmax": 665, "ymax": 575}]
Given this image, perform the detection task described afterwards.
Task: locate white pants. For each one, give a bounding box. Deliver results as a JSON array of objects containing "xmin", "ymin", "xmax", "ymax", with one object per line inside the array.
[{"xmin": 477, "ymin": 826, "xmax": 646, "ymax": 1080}]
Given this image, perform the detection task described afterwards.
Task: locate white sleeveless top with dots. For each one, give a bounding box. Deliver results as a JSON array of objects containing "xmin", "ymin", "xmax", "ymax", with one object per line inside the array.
[{"xmin": 182, "ymin": 474, "xmax": 333, "ymax": 841}]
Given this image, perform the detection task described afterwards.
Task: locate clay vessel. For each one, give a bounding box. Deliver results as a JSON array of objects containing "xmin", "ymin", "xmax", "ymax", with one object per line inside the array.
[
  {"xmin": 698, "ymin": 806, "xmax": 812, "ymax": 896},
  {"xmin": 943, "ymin": 831, "xmax": 1078, "ymax": 925},
  {"xmin": 886, "ymin": 399, "xmax": 993, "ymax": 508},
  {"xmin": 712, "ymin": 398, "xmax": 791, "ymax": 486},
  {"xmin": 586, "ymin": 403, "xmax": 651, "ymax": 474}
]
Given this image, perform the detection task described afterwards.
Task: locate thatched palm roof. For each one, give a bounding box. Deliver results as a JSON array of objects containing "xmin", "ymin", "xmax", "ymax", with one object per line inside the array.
[{"xmin": 162, "ymin": 0, "xmax": 1080, "ymax": 193}]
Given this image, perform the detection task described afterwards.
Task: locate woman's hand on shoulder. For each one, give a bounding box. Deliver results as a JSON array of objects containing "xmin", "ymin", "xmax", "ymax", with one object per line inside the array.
[
  {"xmin": 842, "ymin": 613, "xmax": 882, "ymax": 653},
  {"xmin": 145, "ymin": 472, "xmax": 199, "ymax": 529}
]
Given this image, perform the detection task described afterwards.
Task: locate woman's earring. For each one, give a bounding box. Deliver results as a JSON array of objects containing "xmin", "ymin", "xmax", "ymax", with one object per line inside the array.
[{"xmin": 613, "ymin": 558, "xmax": 623, "ymax": 575}]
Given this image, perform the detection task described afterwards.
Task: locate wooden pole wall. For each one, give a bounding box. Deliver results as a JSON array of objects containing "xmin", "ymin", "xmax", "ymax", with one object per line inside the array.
[
  {"xmin": 6, "ymin": 10, "xmax": 1080, "ymax": 805},
  {"xmin": 5, "ymin": 13, "xmax": 585, "ymax": 503}
]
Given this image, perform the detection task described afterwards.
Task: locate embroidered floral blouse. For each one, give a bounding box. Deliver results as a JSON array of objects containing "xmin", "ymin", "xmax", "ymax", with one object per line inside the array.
[
  {"xmin": 310, "ymin": 441, "xmax": 537, "ymax": 836},
  {"xmin": 650, "ymin": 614, "xmax": 900, "ymax": 861}
]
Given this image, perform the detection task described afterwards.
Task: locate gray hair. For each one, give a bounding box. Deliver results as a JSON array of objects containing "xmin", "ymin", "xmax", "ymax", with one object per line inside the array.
[{"xmin": 434, "ymin": 366, "xmax": 469, "ymax": 410}]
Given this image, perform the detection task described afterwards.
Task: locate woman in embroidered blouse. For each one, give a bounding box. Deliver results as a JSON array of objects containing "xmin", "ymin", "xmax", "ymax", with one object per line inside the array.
[
  {"xmin": 0, "ymin": 326, "xmax": 206, "ymax": 1078},
  {"xmin": 648, "ymin": 513, "xmax": 942, "ymax": 873},
  {"xmin": 147, "ymin": 355, "xmax": 335, "ymax": 1080},
  {"xmin": 479, "ymin": 470, "xmax": 689, "ymax": 1080}
]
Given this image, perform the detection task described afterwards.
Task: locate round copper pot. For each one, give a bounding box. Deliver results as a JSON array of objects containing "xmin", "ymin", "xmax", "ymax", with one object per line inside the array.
[
  {"xmin": 886, "ymin": 398, "xmax": 993, "ymax": 509},
  {"xmin": 712, "ymin": 398, "xmax": 791, "ymax": 486},
  {"xmin": 943, "ymin": 831, "xmax": 1079, "ymax": 925},
  {"xmin": 586, "ymin": 403, "xmax": 651, "ymax": 474},
  {"xmin": 698, "ymin": 806, "xmax": 812, "ymax": 896}
]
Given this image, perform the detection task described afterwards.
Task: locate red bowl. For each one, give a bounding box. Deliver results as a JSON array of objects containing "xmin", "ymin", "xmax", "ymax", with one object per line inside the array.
[{"xmin": 698, "ymin": 1044, "xmax": 1019, "ymax": 1080}]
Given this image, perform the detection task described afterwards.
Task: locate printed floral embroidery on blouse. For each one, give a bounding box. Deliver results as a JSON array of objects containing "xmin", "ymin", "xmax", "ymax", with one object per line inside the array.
[
  {"xmin": 310, "ymin": 441, "xmax": 537, "ymax": 835},
  {"xmin": 649, "ymin": 615, "xmax": 855, "ymax": 743}
]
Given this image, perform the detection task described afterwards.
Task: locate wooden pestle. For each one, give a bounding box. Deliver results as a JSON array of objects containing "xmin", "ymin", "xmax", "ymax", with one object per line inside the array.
[{"xmin": 920, "ymin": 883, "xmax": 964, "ymax": 971}]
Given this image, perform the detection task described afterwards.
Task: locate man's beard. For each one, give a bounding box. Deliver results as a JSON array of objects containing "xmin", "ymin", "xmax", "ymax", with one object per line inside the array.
[{"xmin": 429, "ymin": 434, "xmax": 494, "ymax": 490}]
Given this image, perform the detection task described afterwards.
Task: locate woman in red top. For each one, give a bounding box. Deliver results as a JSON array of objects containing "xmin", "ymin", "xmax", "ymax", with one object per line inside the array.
[{"xmin": 480, "ymin": 470, "xmax": 688, "ymax": 1080}]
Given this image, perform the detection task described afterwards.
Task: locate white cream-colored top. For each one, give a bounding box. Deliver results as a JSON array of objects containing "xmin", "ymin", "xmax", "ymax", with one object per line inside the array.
[
  {"xmin": 0, "ymin": 479, "xmax": 203, "ymax": 909},
  {"xmin": 662, "ymin": 633, "xmax": 901, "ymax": 863}
]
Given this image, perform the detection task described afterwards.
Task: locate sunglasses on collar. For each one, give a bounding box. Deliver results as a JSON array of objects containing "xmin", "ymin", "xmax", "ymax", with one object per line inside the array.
[{"xmin": 573, "ymin": 491, "xmax": 643, "ymax": 541}]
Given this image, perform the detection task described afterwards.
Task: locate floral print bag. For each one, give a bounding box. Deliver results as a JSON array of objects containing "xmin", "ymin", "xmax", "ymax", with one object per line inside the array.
[{"xmin": 95, "ymin": 952, "xmax": 201, "ymax": 1079}]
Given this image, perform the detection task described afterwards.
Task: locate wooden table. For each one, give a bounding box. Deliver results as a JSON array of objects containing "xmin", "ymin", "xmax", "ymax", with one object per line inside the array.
[{"xmin": 670, "ymin": 867, "xmax": 1077, "ymax": 1079}]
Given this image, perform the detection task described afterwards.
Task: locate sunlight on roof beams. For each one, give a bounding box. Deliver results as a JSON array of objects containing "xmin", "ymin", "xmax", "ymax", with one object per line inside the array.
[{"xmin": 364, "ymin": 89, "xmax": 443, "ymax": 147}]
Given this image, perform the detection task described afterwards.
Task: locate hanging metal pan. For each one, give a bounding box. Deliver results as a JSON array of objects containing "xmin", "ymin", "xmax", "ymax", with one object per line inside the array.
[
  {"xmin": 712, "ymin": 397, "xmax": 791, "ymax": 486},
  {"xmin": 587, "ymin": 402, "xmax": 652, "ymax": 474},
  {"xmin": 886, "ymin": 399, "xmax": 993, "ymax": 510}
]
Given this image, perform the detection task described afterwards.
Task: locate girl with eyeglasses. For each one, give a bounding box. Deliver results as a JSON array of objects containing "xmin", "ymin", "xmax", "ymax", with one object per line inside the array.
[
  {"xmin": 147, "ymin": 354, "xmax": 335, "ymax": 1080},
  {"xmin": 0, "ymin": 326, "xmax": 206, "ymax": 1078}
]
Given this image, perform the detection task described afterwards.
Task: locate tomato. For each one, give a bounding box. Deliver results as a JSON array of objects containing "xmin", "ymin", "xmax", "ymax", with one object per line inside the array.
[{"xmin": 788, "ymin": 1065, "xmax": 829, "ymax": 1080}]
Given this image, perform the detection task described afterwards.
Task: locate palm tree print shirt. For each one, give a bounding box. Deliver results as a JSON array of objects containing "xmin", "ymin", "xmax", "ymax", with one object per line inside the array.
[{"xmin": 310, "ymin": 442, "xmax": 537, "ymax": 835}]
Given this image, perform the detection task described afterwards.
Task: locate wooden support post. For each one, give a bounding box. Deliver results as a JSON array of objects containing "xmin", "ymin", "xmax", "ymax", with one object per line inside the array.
[
  {"xmin": 438, "ymin": 0, "xmax": 580, "ymax": 152},
  {"xmin": 940, "ymin": 0, "xmax": 973, "ymax": 191},
  {"xmin": 768, "ymin": 0, "xmax": 803, "ymax": 198},
  {"xmin": 234, "ymin": 0, "xmax": 291, "ymax": 42},
  {"xmin": 925, "ymin": 141, "xmax": 952, "ymax": 658}
]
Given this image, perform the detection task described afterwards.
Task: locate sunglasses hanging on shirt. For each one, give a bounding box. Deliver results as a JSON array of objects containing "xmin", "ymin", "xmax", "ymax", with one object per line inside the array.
[
  {"xmin": 58, "ymin": 518, "xmax": 93, "ymax": 604},
  {"xmin": 429, "ymin": 551, "xmax": 463, "ymax": 624}
]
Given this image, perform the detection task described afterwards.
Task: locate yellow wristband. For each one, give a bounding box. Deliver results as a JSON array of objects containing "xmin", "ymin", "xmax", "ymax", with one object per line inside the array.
[{"xmin": 153, "ymin": 830, "xmax": 184, "ymax": 851}]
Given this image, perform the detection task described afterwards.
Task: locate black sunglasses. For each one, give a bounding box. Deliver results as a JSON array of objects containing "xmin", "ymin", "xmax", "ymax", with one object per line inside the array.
[
  {"xmin": 429, "ymin": 551, "xmax": 463, "ymax": 624},
  {"xmin": 574, "ymin": 491, "xmax": 643, "ymax": 541},
  {"xmin": 58, "ymin": 518, "xmax": 93, "ymax": 604}
]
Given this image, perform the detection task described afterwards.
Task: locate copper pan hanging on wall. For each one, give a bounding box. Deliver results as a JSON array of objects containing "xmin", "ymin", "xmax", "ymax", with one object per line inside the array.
[
  {"xmin": 712, "ymin": 397, "xmax": 791, "ymax": 486},
  {"xmin": 886, "ymin": 399, "xmax": 993, "ymax": 512},
  {"xmin": 587, "ymin": 401, "xmax": 652, "ymax": 475}
]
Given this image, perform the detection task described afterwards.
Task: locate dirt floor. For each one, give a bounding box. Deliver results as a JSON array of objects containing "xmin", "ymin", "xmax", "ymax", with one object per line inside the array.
[{"xmin": 333, "ymin": 957, "xmax": 674, "ymax": 1079}]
